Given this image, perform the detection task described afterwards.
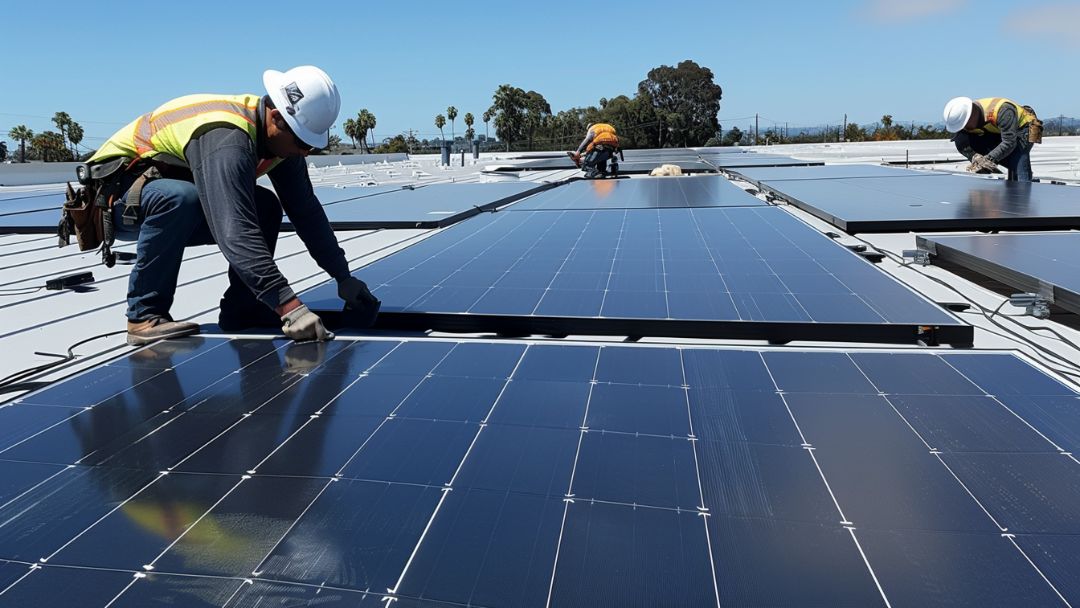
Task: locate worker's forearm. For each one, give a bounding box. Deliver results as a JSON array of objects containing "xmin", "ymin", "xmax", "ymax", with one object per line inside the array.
[{"xmin": 269, "ymin": 157, "xmax": 351, "ymax": 282}]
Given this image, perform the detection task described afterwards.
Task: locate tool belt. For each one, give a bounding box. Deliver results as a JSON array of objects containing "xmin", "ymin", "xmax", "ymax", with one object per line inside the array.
[
  {"xmin": 1024, "ymin": 106, "xmax": 1044, "ymax": 144},
  {"xmin": 58, "ymin": 156, "xmax": 189, "ymax": 267}
]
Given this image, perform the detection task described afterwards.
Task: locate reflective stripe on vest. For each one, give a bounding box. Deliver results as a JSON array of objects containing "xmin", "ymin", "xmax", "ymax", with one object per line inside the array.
[
  {"xmin": 90, "ymin": 93, "xmax": 282, "ymax": 177},
  {"xmin": 972, "ymin": 97, "xmax": 1034, "ymax": 135},
  {"xmin": 586, "ymin": 123, "xmax": 619, "ymax": 152}
]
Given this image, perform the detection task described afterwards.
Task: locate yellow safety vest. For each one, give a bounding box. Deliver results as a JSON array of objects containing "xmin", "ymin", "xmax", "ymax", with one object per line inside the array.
[
  {"xmin": 970, "ymin": 97, "xmax": 1035, "ymax": 136},
  {"xmin": 90, "ymin": 93, "xmax": 282, "ymax": 176},
  {"xmin": 586, "ymin": 123, "xmax": 619, "ymax": 152}
]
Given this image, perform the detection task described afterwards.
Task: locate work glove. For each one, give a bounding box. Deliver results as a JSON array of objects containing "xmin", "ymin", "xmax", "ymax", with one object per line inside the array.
[
  {"xmin": 281, "ymin": 304, "xmax": 334, "ymax": 342},
  {"xmin": 967, "ymin": 153, "xmax": 998, "ymax": 174},
  {"xmin": 338, "ymin": 277, "xmax": 380, "ymax": 310},
  {"xmin": 567, "ymin": 151, "xmax": 582, "ymax": 167}
]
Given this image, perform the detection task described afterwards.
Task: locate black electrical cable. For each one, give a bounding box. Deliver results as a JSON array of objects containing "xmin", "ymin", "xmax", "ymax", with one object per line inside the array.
[
  {"xmin": 849, "ymin": 235, "xmax": 1080, "ymax": 378},
  {"xmin": 0, "ymin": 330, "xmax": 127, "ymax": 393}
]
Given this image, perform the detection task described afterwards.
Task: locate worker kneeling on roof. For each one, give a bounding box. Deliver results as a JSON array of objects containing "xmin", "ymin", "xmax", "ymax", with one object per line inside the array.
[
  {"xmin": 943, "ymin": 96, "xmax": 1043, "ymax": 182},
  {"xmin": 80, "ymin": 66, "xmax": 380, "ymax": 346},
  {"xmin": 569, "ymin": 122, "xmax": 622, "ymax": 179}
]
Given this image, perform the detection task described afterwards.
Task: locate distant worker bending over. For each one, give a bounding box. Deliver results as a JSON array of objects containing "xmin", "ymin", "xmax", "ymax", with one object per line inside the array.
[
  {"xmin": 943, "ymin": 96, "xmax": 1043, "ymax": 182},
  {"xmin": 569, "ymin": 122, "xmax": 622, "ymax": 179},
  {"xmin": 81, "ymin": 65, "xmax": 380, "ymax": 345}
]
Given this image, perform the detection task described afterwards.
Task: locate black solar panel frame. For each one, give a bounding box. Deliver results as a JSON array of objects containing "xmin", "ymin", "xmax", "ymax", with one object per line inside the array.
[
  {"xmin": 754, "ymin": 176, "xmax": 1080, "ymax": 234},
  {"xmin": 917, "ymin": 233, "xmax": 1080, "ymax": 316}
]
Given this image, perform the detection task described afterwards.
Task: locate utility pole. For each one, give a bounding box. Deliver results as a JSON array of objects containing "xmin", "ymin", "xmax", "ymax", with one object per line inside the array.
[
  {"xmin": 842, "ymin": 114, "xmax": 847, "ymax": 142},
  {"xmin": 1061, "ymin": 114, "xmax": 1066, "ymax": 137},
  {"xmin": 785, "ymin": 122, "xmax": 789, "ymax": 140},
  {"xmin": 755, "ymin": 114, "xmax": 759, "ymax": 146}
]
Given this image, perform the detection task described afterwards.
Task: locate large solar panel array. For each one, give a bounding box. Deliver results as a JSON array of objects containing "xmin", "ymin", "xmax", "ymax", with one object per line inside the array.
[
  {"xmin": 303, "ymin": 206, "xmax": 971, "ymax": 345},
  {"xmin": 751, "ymin": 173, "xmax": 1080, "ymax": 233},
  {"xmin": 918, "ymin": 232, "xmax": 1080, "ymax": 315},
  {"xmin": 0, "ymin": 337, "xmax": 1077, "ymax": 606},
  {"xmin": 508, "ymin": 175, "xmax": 765, "ymax": 211}
]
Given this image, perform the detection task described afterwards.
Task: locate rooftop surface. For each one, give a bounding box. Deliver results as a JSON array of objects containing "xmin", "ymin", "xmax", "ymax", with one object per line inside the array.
[{"xmin": 2, "ymin": 143, "xmax": 1080, "ymax": 606}]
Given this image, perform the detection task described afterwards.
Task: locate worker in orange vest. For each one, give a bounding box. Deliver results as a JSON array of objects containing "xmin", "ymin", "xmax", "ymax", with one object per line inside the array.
[{"xmin": 569, "ymin": 123, "xmax": 621, "ymax": 179}]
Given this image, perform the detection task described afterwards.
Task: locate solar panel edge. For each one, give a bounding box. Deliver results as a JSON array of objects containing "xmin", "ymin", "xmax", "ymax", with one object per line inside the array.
[{"xmin": 321, "ymin": 310, "xmax": 975, "ymax": 347}]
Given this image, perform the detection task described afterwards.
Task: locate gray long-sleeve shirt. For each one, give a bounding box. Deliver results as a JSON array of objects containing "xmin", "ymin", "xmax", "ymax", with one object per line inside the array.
[
  {"xmin": 185, "ymin": 125, "xmax": 349, "ymax": 310},
  {"xmin": 952, "ymin": 103, "xmax": 1024, "ymax": 164}
]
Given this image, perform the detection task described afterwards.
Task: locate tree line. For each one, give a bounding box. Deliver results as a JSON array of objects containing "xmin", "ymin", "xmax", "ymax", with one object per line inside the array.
[
  {"xmin": 5, "ymin": 112, "xmax": 85, "ymax": 162},
  {"xmin": 481, "ymin": 60, "xmax": 722, "ymax": 151}
]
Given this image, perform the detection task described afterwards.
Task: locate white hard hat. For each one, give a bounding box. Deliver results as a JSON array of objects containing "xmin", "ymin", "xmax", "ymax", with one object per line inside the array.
[
  {"xmin": 263, "ymin": 66, "xmax": 341, "ymax": 148},
  {"xmin": 943, "ymin": 96, "xmax": 974, "ymax": 133}
]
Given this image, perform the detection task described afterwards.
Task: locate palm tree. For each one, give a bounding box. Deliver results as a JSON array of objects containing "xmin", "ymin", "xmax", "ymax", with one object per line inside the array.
[
  {"xmin": 435, "ymin": 114, "xmax": 446, "ymax": 142},
  {"xmin": 52, "ymin": 112, "xmax": 72, "ymax": 155},
  {"xmin": 8, "ymin": 125, "xmax": 33, "ymax": 162},
  {"xmin": 358, "ymin": 109, "xmax": 376, "ymax": 153},
  {"xmin": 447, "ymin": 106, "xmax": 458, "ymax": 144},
  {"xmin": 67, "ymin": 122, "xmax": 84, "ymax": 158},
  {"xmin": 343, "ymin": 118, "xmax": 358, "ymax": 149},
  {"xmin": 482, "ymin": 110, "xmax": 491, "ymax": 141},
  {"xmin": 463, "ymin": 112, "xmax": 475, "ymax": 143}
]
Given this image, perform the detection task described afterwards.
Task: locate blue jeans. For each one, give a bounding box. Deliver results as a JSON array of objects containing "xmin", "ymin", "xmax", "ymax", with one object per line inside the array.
[
  {"xmin": 113, "ymin": 179, "xmax": 282, "ymax": 322},
  {"xmin": 964, "ymin": 129, "xmax": 1033, "ymax": 182}
]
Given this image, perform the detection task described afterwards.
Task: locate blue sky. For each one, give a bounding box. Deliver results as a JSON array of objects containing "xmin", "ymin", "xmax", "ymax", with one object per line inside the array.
[{"xmin": 2, "ymin": 0, "xmax": 1077, "ymax": 149}]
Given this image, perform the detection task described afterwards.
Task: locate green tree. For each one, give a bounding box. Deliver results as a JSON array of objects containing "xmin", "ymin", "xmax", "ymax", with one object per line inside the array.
[
  {"xmin": 67, "ymin": 122, "xmax": 84, "ymax": 157},
  {"xmin": 638, "ymin": 60, "xmax": 722, "ymax": 147},
  {"xmin": 343, "ymin": 118, "xmax": 358, "ymax": 148},
  {"xmin": 8, "ymin": 125, "xmax": 33, "ymax": 162},
  {"xmin": 434, "ymin": 114, "xmax": 446, "ymax": 142},
  {"xmin": 374, "ymin": 134, "xmax": 409, "ymax": 154},
  {"xmin": 844, "ymin": 122, "xmax": 868, "ymax": 142},
  {"xmin": 489, "ymin": 84, "xmax": 526, "ymax": 151},
  {"xmin": 463, "ymin": 112, "xmax": 475, "ymax": 142},
  {"xmin": 32, "ymin": 130, "xmax": 66, "ymax": 162},
  {"xmin": 722, "ymin": 126, "xmax": 743, "ymax": 146},
  {"xmin": 52, "ymin": 111, "xmax": 72, "ymax": 154},
  {"xmin": 481, "ymin": 110, "xmax": 491, "ymax": 141},
  {"xmin": 0, "ymin": 141, "xmax": 7, "ymax": 162},
  {"xmin": 522, "ymin": 91, "xmax": 551, "ymax": 150},
  {"xmin": 447, "ymin": 106, "xmax": 458, "ymax": 143}
]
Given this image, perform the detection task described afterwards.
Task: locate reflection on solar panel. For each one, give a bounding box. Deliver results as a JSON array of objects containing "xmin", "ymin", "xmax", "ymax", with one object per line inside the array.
[
  {"xmin": 732, "ymin": 164, "xmax": 943, "ymax": 185},
  {"xmin": 757, "ymin": 175, "xmax": 1080, "ymax": 233},
  {"xmin": 703, "ymin": 154, "xmax": 824, "ymax": 169},
  {"xmin": 0, "ymin": 337, "xmax": 1076, "ymax": 606},
  {"xmin": 509, "ymin": 175, "xmax": 764, "ymax": 211},
  {"xmin": 918, "ymin": 232, "xmax": 1080, "ymax": 315},
  {"xmin": 288, "ymin": 182, "xmax": 551, "ymax": 230},
  {"xmin": 302, "ymin": 207, "xmax": 970, "ymax": 345}
]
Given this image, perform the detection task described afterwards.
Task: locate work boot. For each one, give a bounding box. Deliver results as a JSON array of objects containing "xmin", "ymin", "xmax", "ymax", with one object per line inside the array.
[{"xmin": 127, "ymin": 316, "xmax": 200, "ymax": 346}]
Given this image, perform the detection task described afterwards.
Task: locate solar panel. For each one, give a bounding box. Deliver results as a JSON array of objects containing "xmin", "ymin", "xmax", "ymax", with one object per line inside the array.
[
  {"xmin": 917, "ymin": 232, "xmax": 1080, "ymax": 315},
  {"xmin": 758, "ymin": 175, "xmax": 1080, "ymax": 233},
  {"xmin": 302, "ymin": 206, "xmax": 970, "ymax": 345},
  {"xmin": 731, "ymin": 164, "xmax": 944, "ymax": 185},
  {"xmin": 492, "ymin": 157, "xmax": 717, "ymax": 173},
  {"xmin": 703, "ymin": 154, "xmax": 824, "ymax": 169},
  {"xmin": 0, "ymin": 338, "xmax": 1076, "ymax": 606},
  {"xmin": 508, "ymin": 175, "xmax": 765, "ymax": 211},
  {"xmin": 0, "ymin": 183, "xmax": 550, "ymax": 235},
  {"xmin": 287, "ymin": 182, "xmax": 551, "ymax": 230}
]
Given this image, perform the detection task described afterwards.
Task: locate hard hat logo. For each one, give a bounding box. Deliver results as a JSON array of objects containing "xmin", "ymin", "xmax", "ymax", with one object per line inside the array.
[{"xmin": 283, "ymin": 83, "xmax": 305, "ymax": 114}]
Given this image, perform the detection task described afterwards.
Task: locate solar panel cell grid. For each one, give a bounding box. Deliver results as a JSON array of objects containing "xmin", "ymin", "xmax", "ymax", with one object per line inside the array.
[{"xmin": 1, "ymin": 339, "xmax": 1078, "ymax": 606}]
